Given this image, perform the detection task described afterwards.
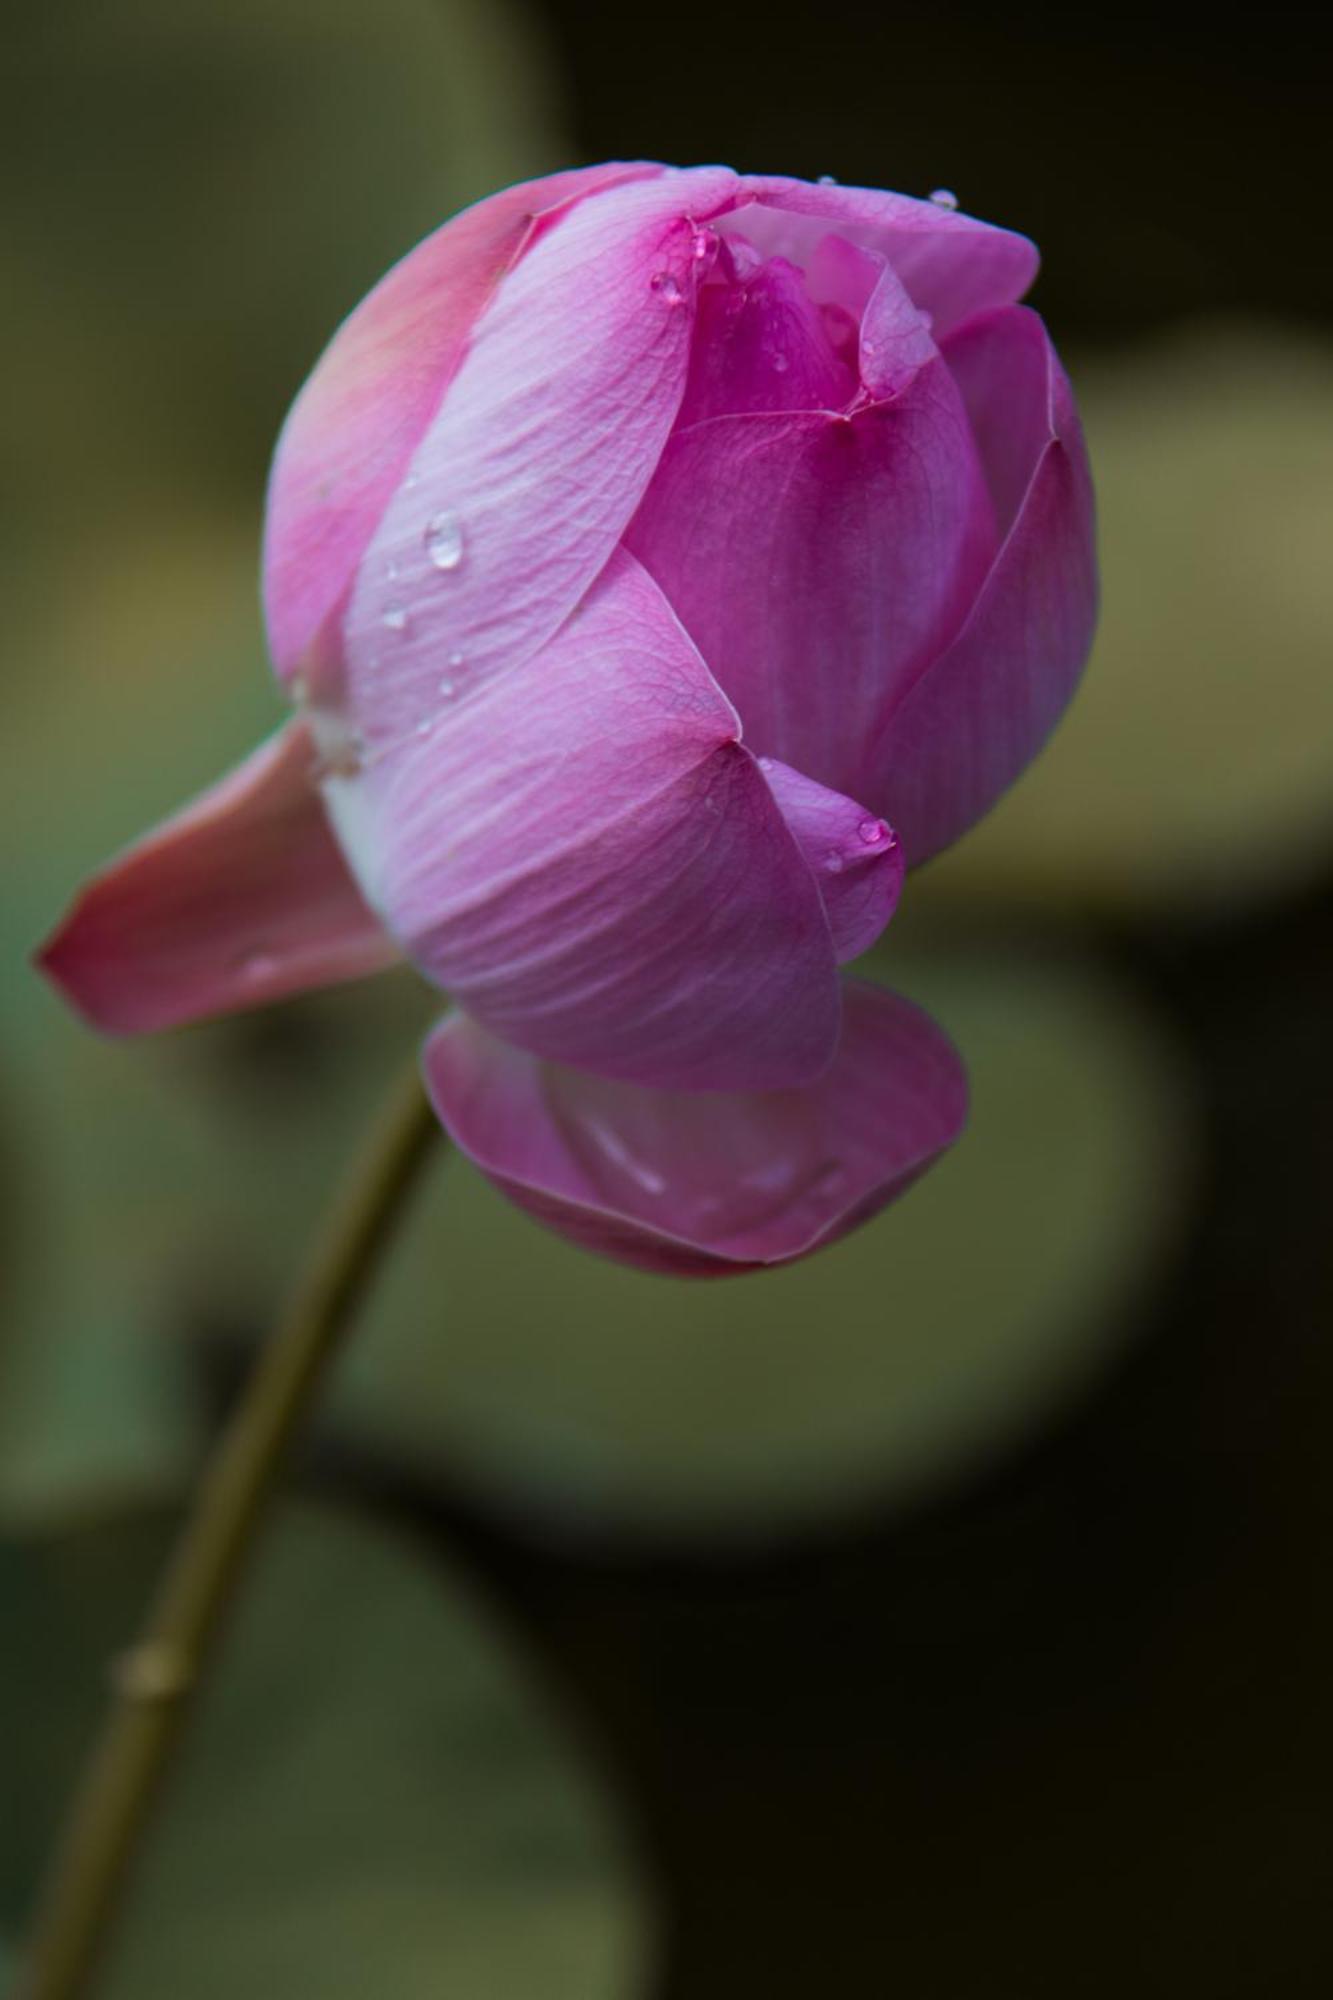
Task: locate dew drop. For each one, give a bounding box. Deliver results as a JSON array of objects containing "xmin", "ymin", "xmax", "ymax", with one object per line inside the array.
[
  {"xmin": 320, "ymin": 731, "xmax": 366, "ymax": 780},
  {"xmin": 415, "ymin": 716, "xmax": 435, "ymax": 739},
  {"xmin": 447, "ymin": 649, "xmax": 465, "ymax": 668},
  {"xmin": 650, "ymin": 271, "xmax": 684, "ymax": 306},
  {"xmin": 772, "ymin": 352, "xmax": 789, "ymax": 374},
  {"xmin": 858, "ymin": 816, "xmax": 888, "ymax": 845},
  {"xmin": 382, "ymin": 603, "xmax": 409, "ymax": 632},
  {"xmin": 822, "ymin": 848, "xmax": 845, "ymax": 875},
  {"xmin": 424, "ymin": 510, "xmax": 465, "ymax": 570},
  {"xmin": 817, "ymin": 174, "xmax": 838, "ymax": 187},
  {"xmin": 437, "ymin": 677, "xmax": 455, "ymax": 700},
  {"xmin": 928, "ymin": 187, "xmax": 959, "ymax": 210},
  {"xmin": 757, "ymin": 755, "xmax": 775, "ymax": 772},
  {"xmin": 239, "ymin": 951, "xmax": 277, "ymax": 987}
]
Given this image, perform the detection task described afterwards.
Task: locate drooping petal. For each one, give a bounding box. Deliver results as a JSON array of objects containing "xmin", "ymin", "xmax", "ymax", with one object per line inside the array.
[
  {"xmin": 627, "ymin": 356, "xmax": 996, "ymax": 808},
  {"xmin": 263, "ymin": 162, "xmax": 659, "ymax": 684},
  {"xmin": 340, "ymin": 168, "xmax": 741, "ymax": 754},
  {"xmin": 422, "ymin": 979, "xmax": 968, "ymax": 1275},
  {"xmin": 676, "ymin": 255, "xmax": 858, "ymax": 425},
  {"xmin": 875, "ymin": 308, "xmax": 1098, "ymax": 864},
  {"xmin": 732, "ymin": 177, "xmax": 1040, "ymax": 337},
  {"xmin": 37, "ymin": 719, "xmax": 398, "ymax": 1033},
  {"xmin": 759, "ymin": 759, "xmax": 903, "ymax": 962},
  {"xmin": 326, "ymin": 549, "xmax": 840, "ymax": 1092}
]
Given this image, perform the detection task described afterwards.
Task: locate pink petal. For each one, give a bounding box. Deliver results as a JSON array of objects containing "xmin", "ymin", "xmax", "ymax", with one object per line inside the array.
[
  {"xmin": 759, "ymin": 759, "xmax": 903, "ymax": 962},
  {"xmin": 327, "ymin": 549, "xmax": 840, "ymax": 1092},
  {"xmin": 340, "ymin": 168, "xmax": 741, "ymax": 755},
  {"xmin": 422, "ymin": 979, "xmax": 968, "ymax": 1275},
  {"xmin": 857, "ymin": 258, "xmax": 939, "ymax": 400},
  {"xmin": 627, "ymin": 356, "xmax": 996, "ymax": 810},
  {"xmin": 876, "ymin": 308, "xmax": 1098, "ymax": 864},
  {"xmin": 263, "ymin": 162, "xmax": 659, "ymax": 684},
  {"xmin": 733, "ymin": 177, "xmax": 1040, "ymax": 336},
  {"xmin": 37, "ymin": 719, "xmax": 398, "ymax": 1033},
  {"xmin": 676, "ymin": 255, "xmax": 858, "ymax": 424}
]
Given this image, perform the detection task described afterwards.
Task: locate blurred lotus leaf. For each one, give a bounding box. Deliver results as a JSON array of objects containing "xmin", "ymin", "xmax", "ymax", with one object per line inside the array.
[
  {"xmin": 0, "ymin": 1502, "xmax": 642, "ymax": 1997},
  {"xmin": 919, "ymin": 324, "xmax": 1333, "ymax": 912}
]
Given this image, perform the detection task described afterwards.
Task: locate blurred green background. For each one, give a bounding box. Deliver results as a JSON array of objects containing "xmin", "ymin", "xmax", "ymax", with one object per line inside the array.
[{"xmin": 3, "ymin": 3, "xmax": 1333, "ymax": 1996}]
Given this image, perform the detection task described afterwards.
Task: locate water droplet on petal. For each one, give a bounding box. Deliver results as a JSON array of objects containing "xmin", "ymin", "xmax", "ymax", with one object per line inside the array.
[
  {"xmin": 416, "ymin": 716, "xmax": 435, "ymax": 739},
  {"xmin": 823, "ymin": 849, "xmax": 844, "ymax": 874},
  {"xmin": 757, "ymin": 755, "xmax": 775, "ymax": 772},
  {"xmin": 424, "ymin": 511, "xmax": 465, "ymax": 570},
  {"xmin": 383, "ymin": 604, "xmax": 409, "ymax": 632},
  {"xmin": 650, "ymin": 271, "xmax": 684, "ymax": 306},
  {"xmin": 238, "ymin": 951, "xmax": 278, "ymax": 987},
  {"xmin": 447, "ymin": 649, "xmax": 465, "ymax": 668},
  {"xmin": 928, "ymin": 187, "xmax": 959, "ymax": 210},
  {"xmin": 858, "ymin": 816, "xmax": 888, "ymax": 845},
  {"xmin": 437, "ymin": 677, "xmax": 455, "ymax": 700},
  {"xmin": 772, "ymin": 352, "xmax": 789, "ymax": 374},
  {"xmin": 817, "ymin": 174, "xmax": 838, "ymax": 187}
]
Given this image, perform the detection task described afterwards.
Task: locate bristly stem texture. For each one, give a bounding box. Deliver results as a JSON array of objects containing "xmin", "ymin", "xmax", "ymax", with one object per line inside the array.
[{"xmin": 18, "ymin": 1066, "xmax": 442, "ymax": 2000}]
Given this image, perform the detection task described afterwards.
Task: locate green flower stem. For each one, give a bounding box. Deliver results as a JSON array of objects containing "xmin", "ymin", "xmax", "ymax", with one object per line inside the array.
[{"xmin": 18, "ymin": 1065, "xmax": 443, "ymax": 2000}]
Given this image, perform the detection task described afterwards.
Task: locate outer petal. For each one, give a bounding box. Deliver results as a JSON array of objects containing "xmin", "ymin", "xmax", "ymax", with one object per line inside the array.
[
  {"xmin": 875, "ymin": 308, "xmax": 1097, "ymax": 864},
  {"xmin": 340, "ymin": 168, "xmax": 741, "ymax": 752},
  {"xmin": 733, "ymin": 177, "xmax": 1040, "ymax": 336},
  {"xmin": 326, "ymin": 550, "xmax": 841, "ymax": 1092},
  {"xmin": 37, "ymin": 719, "xmax": 398, "ymax": 1033},
  {"xmin": 422, "ymin": 980, "xmax": 969, "ymax": 1275},
  {"xmin": 262, "ymin": 162, "xmax": 659, "ymax": 682},
  {"xmin": 627, "ymin": 356, "xmax": 996, "ymax": 809},
  {"xmin": 758, "ymin": 759, "xmax": 903, "ymax": 963}
]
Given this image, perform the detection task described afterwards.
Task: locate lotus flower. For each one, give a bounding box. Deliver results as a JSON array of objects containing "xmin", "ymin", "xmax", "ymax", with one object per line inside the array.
[{"xmin": 39, "ymin": 163, "xmax": 1096, "ymax": 1273}]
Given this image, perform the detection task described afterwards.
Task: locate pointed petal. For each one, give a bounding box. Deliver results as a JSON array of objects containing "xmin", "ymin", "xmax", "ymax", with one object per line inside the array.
[
  {"xmin": 339, "ymin": 168, "xmax": 740, "ymax": 754},
  {"xmin": 759, "ymin": 759, "xmax": 903, "ymax": 962},
  {"xmin": 329, "ymin": 550, "xmax": 840, "ymax": 1091},
  {"xmin": 627, "ymin": 356, "xmax": 996, "ymax": 808},
  {"xmin": 877, "ymin": 309, "xmax": 1098, "ymax": 864},
  {"xmin": 676, "ymin": 255, "xmax": 857, "ymax": 424},
  {"xmin": 733, "ymin": 177, "xmax": 1040, "ymax": 336},
  {"xmin": 37, "ymin": 720, "xmax": 398, "ymax": 1033},
  {"xmin": 422, "ymin": 979, "xmax": 968, "ymax": 1274},
  {"xmin": 263, "ymin": 162, "xmax": 660, "ymax": 682},
  {"xmin": 858, "ymin": 258, "xmax": 939, "ymax": 400}
]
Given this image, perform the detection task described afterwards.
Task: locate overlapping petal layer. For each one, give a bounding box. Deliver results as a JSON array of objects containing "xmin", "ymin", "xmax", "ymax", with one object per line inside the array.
[
  {"xmin": 263, "ymin": 161, "xmax": 657, "ymax": 682},
  {"xmin": 627, "ymin": 357, "xmax": 996, "ymax": 807},
  {"xmin": 324, "ymin": 550, "xmax": 841, "ymax": 1091},
  {"xmin": 340, "ymin": 168, "xmax": 740, "ymax": 750},
  {"xmin": 423, "ymin": 979, "xmax": 968, "ymax": 1274},
  {"xmin": 38, "ymin": 720, "xmax": 397, "ymax": 1033},
  {"xmin": 735, "ymin": 177, "xmax": 1040, "ymax": 337},
  {"xmin": 877, "ymin": 307, "xmax": 1097, "ymax": 863}
]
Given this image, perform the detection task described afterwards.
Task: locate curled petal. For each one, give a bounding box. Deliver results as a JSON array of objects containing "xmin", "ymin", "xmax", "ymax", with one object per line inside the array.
[
  {"xmin": 733, "ymin": 176, "xmax": 1040, "ymax": 336},
  {"xmin": 327, "ymin": 549, "xmax": 840, "ymax": 1091},
  {"xmin": 877, "ymin": 307, "xmax": 1098, "ymax": 864},
  {"xmin": 263, "ymin": 162, "xmax": 658, "ymax": 682},
  {"xmin": 628, "ymin": 356, "xmax": 996, "ymax": 808},
  {"xmin": 422, "ymin": 980, "xmax": 969, "ymax": 1275},
  {"xmin": 37, "ymin": 719, "xmax": 397, "ymax": 1033},
  {"xmin": 341, "ymin": 168, "xmax": 740, "ymax": 752},
  {"xmin": 759, "ymin": 758, "xmax": 903, "ymax": 962}
]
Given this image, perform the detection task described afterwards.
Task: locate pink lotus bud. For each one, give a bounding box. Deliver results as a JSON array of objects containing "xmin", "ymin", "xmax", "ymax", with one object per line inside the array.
[{"xmin": 39, "ymin": 164, "xmax": 1095, "ymax": 1272}]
